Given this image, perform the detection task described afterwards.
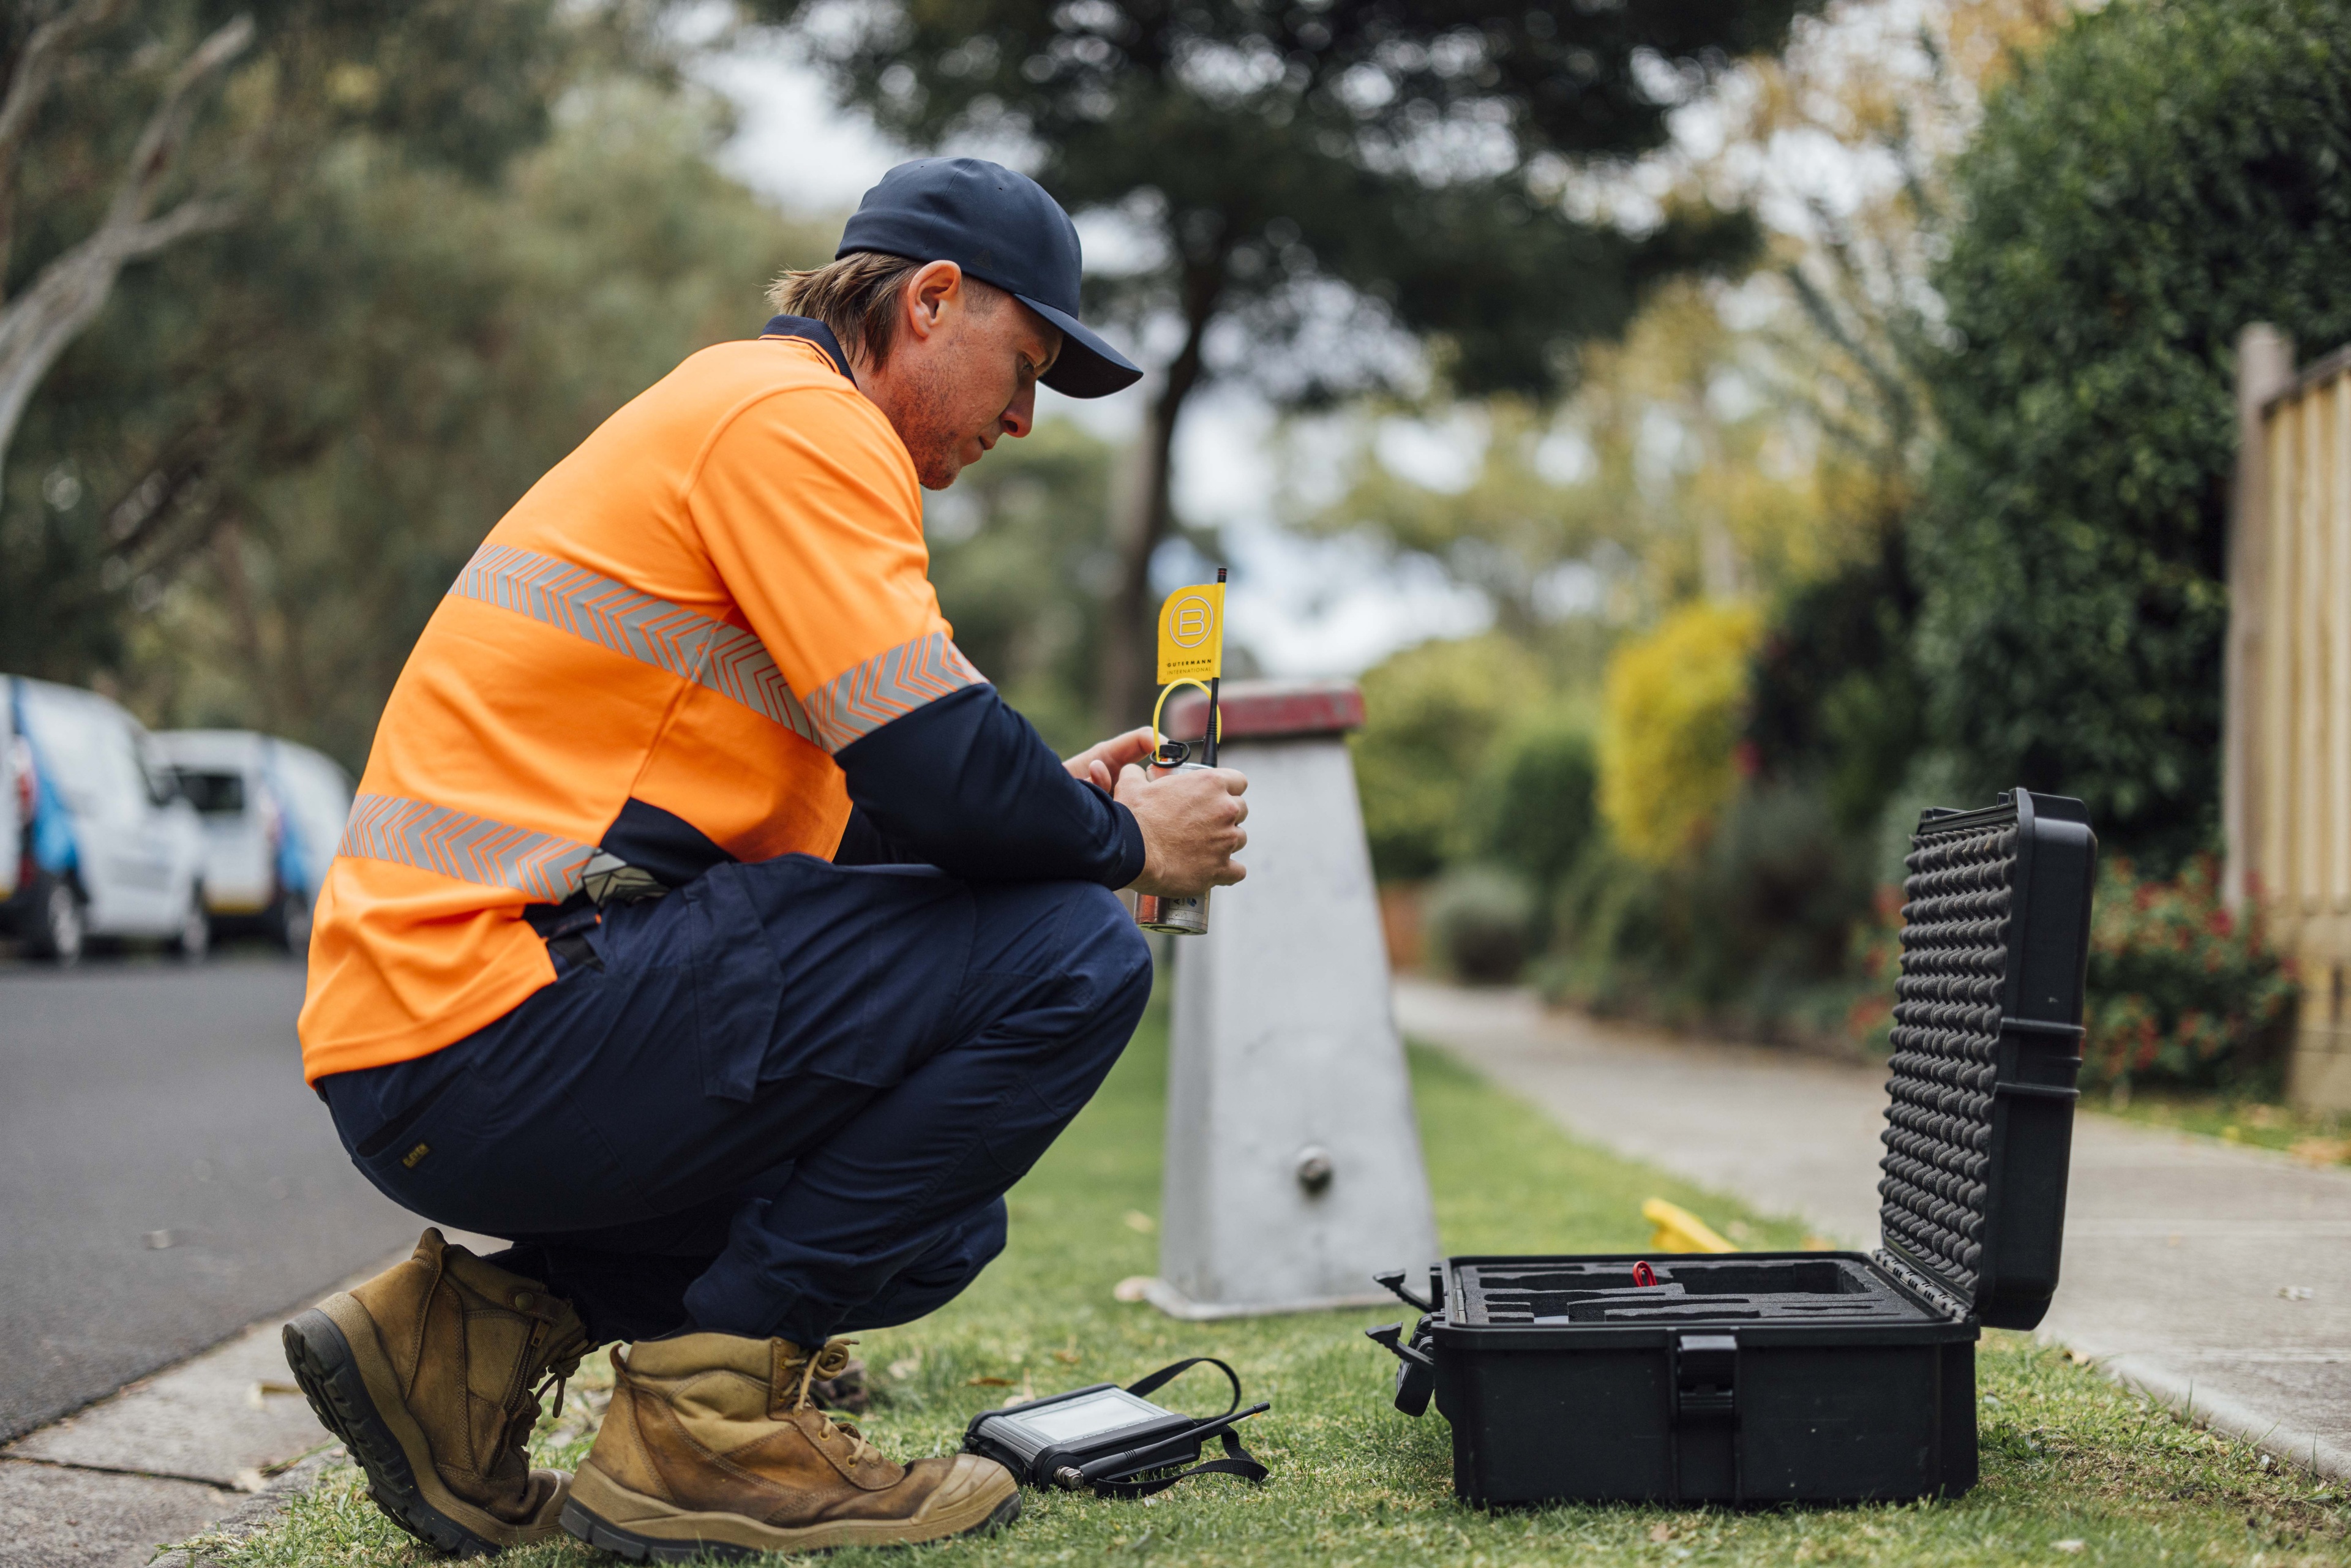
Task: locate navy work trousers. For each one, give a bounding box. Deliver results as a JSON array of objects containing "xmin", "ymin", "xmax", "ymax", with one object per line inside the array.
[{"xmin": 320, "ymin": 857, "xmax": 1153, "ymax": 1347}]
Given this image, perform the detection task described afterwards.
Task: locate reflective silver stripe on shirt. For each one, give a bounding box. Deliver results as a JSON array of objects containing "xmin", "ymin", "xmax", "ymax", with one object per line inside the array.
[
  {"xmin": 338, "ymin": 793, "xmax": 594, "ymax": 902},
  {"xmin": 806, "ymin": 630, "xmax": 986, "ymax": 752},
  {"xmin": 448, "ymin": 544, "xmax": 820, "ymax": 746}
]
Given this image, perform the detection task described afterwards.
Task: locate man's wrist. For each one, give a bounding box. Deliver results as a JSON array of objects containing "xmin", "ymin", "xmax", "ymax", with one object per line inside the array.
[{"xmin": 1107, "ymin": 800, "xmax": 1147, "ymax": 889}]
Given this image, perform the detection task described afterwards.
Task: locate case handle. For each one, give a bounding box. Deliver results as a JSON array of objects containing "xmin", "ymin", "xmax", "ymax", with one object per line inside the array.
[
  {"xmin": 1363, "ymin": 1322, "xmax": 1435, "ymax": 1368},
  {"xmin": 1373, "ymin": 1269, "xmax": 1434, "ymax": 1313},
  {"xmin": 1123, "ymin": 1356, "xmax": 1242, "ymax": 1417}
]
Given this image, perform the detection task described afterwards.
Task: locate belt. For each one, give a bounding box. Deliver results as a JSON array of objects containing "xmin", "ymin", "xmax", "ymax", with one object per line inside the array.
[{"xmin": 522, "ymin": 858, "xmax": 669, "ymax": 973}]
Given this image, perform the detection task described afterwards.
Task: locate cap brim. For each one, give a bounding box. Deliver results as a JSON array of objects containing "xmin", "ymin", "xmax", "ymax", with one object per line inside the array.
[{"xmin": 1018, "ymin": 295, "xmax": 1144, "ymax": 399}]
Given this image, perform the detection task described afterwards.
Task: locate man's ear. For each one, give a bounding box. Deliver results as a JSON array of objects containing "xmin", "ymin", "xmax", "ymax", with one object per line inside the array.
[{"xmin": 901, "ymin": 260, "xmax": 965, "ymax": 343}]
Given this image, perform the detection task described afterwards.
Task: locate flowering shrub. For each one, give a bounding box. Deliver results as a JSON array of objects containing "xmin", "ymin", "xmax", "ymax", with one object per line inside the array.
[
  {"xmin": 1597, "ymin": 602, "xmax": 1761, "ymax": 865},
  {"xmin": 1847, "ymin": 855, "xmax": 2297, "ymax": 1088},
  {"xmin": 2080, "ymin": 857, "xmax": 2298, "ymax": 1091}
]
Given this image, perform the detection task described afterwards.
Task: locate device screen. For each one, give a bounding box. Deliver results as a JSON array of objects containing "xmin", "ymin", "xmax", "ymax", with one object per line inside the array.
[{"xmin": 1013, "ymin": 1388, "xmax": 1166, "ymax": 1446}]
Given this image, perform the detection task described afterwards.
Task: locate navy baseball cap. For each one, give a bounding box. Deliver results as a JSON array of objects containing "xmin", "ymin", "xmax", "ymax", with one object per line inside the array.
[{"xmin": 838, "ymin": 157, "xmax": 1143, "ymax": 399}]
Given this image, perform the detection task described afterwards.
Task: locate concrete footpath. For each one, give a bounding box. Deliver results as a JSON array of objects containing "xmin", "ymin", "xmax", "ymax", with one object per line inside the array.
[
  {"xmin": 0, "ymin": 1229, "xmax": 500, "ymax": 1568},
  {"xmin": 1396, "ymin": 978, "xmax": 2351, "ymax": 1481}
]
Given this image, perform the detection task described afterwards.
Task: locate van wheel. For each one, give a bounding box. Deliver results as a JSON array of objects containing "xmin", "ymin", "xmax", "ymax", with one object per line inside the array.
[
  {"xmin": 271, "ymin": 886, "xmax": 313, "ymax": 954},
  {"xmin": 29, "ymin": 875, "xmax": 84, "ymax": 967},
  {"xmin": 174, "ymin": 885, "xmax": 211, "ymax": 962}
]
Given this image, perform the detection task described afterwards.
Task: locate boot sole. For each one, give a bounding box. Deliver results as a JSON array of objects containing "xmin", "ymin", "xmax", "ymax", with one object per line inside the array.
[
  {"xmin": 559, "ymin": 1464, "xmax": 1021, "ymax": 1560},
  {"xmin": 283, "ymin": 1300, "xmax": 557, "ymax": 1556}
]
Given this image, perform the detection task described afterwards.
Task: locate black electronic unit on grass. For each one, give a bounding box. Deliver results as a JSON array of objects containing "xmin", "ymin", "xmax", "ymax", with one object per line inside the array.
[
  {"xmin": 1370, "ymin": 789, "xmax": 2097, "ymax": 1506},
  {"xmin": 964, "ymin": 1357, "xmax": 1269, "ymax": 1498}
]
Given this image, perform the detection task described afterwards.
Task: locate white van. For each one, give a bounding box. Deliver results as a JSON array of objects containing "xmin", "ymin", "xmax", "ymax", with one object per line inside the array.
[
  {"xmin": 3, "ymin": 676, "xmax": 209, "ymax": 963},
  {"xmin": 153, "ymin": 730, "xmax": 353, "ymax": 952}
]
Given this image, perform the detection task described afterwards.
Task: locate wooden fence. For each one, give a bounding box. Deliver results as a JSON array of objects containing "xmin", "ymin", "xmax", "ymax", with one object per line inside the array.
[{"xmin": 2227, "ymin": 324, "xmax": 2351, "ymax": 1111}]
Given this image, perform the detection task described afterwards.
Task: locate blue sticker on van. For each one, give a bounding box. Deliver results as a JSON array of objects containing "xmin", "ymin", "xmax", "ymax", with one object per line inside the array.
[
  {"xmin": 8, "ymin": 678, "xmax": 78, "ymax": 877},
  {"xmin": 260, "ymin": 744, "xmax": 312, "ymax": 895}
]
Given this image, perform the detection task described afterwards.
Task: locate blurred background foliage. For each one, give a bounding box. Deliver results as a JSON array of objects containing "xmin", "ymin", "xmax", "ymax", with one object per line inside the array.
[
  {"xmin": 1914, "ymin": 0, "xmax": 2351, "ymax": 869},
  {"xmin": 2, "ymin": 0, "xmax": 831, "ymax": 767},
  {"xmin": 754, "ymin": 0, "xmax": 1824, "ymax": 727},
  {"xmin": 1356, "ymin": 0, "xmax": 2311, "ymax": 1090},
  {"xmin": 1597, "ymin": 601, "xmax": 1761, "ymax": 867},
  {"xmin": 918, "ymin": 419, "xmax": 1120, "ymax": 757},
  {"xmin": 2, "ymin": 0, "xmax": 2320, "ymax": 1090}
]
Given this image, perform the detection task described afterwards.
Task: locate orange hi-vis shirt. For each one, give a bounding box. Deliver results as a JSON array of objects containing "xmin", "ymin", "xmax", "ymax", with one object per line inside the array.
[{"xmin": 298, "ymin": 326, "xmax": 984, "ymax": 1084}]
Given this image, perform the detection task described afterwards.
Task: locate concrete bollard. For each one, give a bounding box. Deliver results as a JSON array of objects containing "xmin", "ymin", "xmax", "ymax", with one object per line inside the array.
[{"xmin": 1143, "ymin": 680, "xmax": 1441, "ymax": 1318}]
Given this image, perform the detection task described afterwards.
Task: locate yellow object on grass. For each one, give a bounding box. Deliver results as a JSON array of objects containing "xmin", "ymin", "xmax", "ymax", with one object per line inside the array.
[
  {"xmin": 1155, "ymin": 580, "xmax": 1225, "ymax": 683},
  {"xmin": 1643, "ymin": 1197, "xmax": 1736, "ymax": 1254},
  {"xmin": 1598, "ymin": 601, "xmax": 1761, "ymax": 864}
]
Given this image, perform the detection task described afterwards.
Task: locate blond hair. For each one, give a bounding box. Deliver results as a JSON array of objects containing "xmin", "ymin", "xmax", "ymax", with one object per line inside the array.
[{"xmin": 768, "ymin": 252, "xmax": 1004, "ymax": 370}]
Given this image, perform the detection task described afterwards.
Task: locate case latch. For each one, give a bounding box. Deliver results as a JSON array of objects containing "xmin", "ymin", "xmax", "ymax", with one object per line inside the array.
[
  {"xmin": 1672, "ymin": 1334, "xmax": 1738, "ymax": 1423},
  {"xmin": 1670, "ymin": 1332, "xmax": 1741, "ymax": 1503}
]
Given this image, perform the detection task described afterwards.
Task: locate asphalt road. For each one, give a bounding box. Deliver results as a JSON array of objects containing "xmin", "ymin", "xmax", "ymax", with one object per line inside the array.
[{"xmin": 0, "ymin": 955, "xmax": 433, "ymax": 1442}]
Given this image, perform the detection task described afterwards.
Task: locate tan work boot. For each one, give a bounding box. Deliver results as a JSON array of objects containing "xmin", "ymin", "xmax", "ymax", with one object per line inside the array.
[
  {"xmin": 562, "ymin": 1333, "xmax": 1019, "ymax": 1559},
  {"xmin": 282, "ymin": 1229, "xmax": 590, "ymax": 1555}
]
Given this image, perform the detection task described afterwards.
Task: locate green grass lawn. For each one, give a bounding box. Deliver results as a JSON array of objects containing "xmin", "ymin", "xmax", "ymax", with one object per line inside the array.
[
  {"xmin": 197, "ymin": 999, "xmax": 2349, "ymax": 1567},
  {"xmin": 2091, "ymin": 1087, "xmax": 2350, "ymax": 1168}
]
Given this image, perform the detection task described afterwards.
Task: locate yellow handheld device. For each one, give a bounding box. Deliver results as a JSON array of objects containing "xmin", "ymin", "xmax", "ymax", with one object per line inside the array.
[{"xmin": 1135, "ymin": 568, "xmax": 1226, "ymax": 936}]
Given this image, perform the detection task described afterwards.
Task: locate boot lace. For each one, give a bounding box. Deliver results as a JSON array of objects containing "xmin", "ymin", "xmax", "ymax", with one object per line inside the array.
[
  {"xmin": 787, "ymin": 1338, "xmax": 880, "ymax": 1466},
  {"xmin": 507, "ymin": 1321, "xmax": 591, "ymax": 1463}
]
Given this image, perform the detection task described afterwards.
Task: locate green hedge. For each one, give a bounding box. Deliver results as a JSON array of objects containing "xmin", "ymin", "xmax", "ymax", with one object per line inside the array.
[
  {"xmin": 1423, "ymin": 865, "xmax": 1540, "ymax": 985},
  {"xmin": 1349, "ymin": 637, "xmax": 1535, "ymax": 881},
  {"xmin": 1916, "ymin": 0, "xmax": 2351, "ymax": 866},
  {"xmin": 1543, "ymin": 784, "xmax": 1874, "ymax": 1042}
]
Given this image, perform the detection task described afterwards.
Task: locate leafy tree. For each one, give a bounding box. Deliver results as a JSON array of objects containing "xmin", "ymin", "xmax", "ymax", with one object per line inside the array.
[
  {"xmin": 1649, "ymin": 1, "xmax": 2079, "ymax": 847},
  {"xmin": 0, "ymin": 0, "xmax": 611, "ymax": 501},
  {"xmin": 0, "ymin": 2, "xmax": 252, "ymax": 499},
  {"xmin": 2, "ymin": 1, "xmax": 602, "ymax": 686},
  {"xmin": 763, "ymin": 0, "xmax": 1820, "ymax": 725},
  {"xmin": 1915, "ymin": 0, "xmax": 2351, "ymax": 865},
  {"xmin": 5, "ymin": 12, "xmax": 828, "ymax": 767},
  {"xmin": 1349, "ymin": 634, "xmax": 1535, "ymax": 881},
  {"xmin": 1295, "ymin": 282, "xmax": 1873, "ymax": 647},
  {"xmin": 1550, "ymin": 779, "xmax": 1872, "ymax": 1041},
  {"xmin": 922, "ymin": 418, "xmax": 1121, "ymax": 755}
]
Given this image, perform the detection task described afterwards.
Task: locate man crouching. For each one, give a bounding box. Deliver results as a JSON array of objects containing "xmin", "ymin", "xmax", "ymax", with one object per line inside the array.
[{"xmin": 280, "ymin": 158, "xmax": 1245, "ymax": 1557}]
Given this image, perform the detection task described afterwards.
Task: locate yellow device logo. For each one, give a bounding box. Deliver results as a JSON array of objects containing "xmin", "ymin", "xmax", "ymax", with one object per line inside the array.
[{"xmin": 1155, "ymin": 582, "xmax": 1224, "ymax": 683}]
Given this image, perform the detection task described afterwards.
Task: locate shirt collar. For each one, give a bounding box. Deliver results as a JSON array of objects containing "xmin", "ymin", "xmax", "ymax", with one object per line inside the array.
[{"xmin": 759, "ymin": 315, "xmax": 850, "ymax": 380}]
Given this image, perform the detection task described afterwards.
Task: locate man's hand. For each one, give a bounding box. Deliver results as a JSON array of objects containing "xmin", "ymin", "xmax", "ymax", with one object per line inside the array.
[
  {"xmin": 1117, "ymin": 762, "xmax": 1247, "ymax": 898},
  {"xmin": 1064, "ymin": 727, "xmax": 1155, "ymax": 790}
]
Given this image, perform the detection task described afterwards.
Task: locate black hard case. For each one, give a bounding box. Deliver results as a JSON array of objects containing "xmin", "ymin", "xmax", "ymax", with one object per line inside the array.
[{"xmin": 1374, "ymin": 790, "xmax": 2098, "ymax": 1506}]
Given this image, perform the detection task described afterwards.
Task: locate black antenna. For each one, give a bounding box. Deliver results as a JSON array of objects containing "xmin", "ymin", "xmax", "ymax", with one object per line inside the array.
[{"xmin": 1205, "ymin": 567, "xmax": 1226, "ymax": 767}]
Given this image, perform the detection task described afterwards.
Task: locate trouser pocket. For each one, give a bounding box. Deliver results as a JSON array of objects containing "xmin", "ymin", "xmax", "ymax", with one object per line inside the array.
[
  {"xmin": 350, "ymin": 1062, "xmax": 648, "ymax": 1237},
  {"xmin": 683, "ymin": 856, "xmax": 973, "ymax": 1100}
]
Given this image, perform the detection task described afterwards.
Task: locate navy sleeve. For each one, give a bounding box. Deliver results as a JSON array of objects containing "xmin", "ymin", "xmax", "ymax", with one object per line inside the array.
[
  {"xmin": 830, "ymin": 805, "xmax": 914, "ymax": 868},
  {"xmin": 832, "ymin": 684, "xmax": 1147, "ymax": 886}
]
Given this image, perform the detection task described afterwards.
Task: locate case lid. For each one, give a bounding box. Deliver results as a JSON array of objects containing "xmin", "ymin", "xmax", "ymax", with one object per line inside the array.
[{"xmin": 1875, "ymin": 788, "xmax": 2097, "ymax": 1329}]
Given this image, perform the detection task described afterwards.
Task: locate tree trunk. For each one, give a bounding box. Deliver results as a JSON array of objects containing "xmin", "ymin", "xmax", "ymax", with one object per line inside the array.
[
  {"xmin": 1097, "ymin": 263, "xmax": 1218, "ymax": 731},
  {"xmin": 0, "ymin": 13, "xmax": 250, "ymax": 502}
]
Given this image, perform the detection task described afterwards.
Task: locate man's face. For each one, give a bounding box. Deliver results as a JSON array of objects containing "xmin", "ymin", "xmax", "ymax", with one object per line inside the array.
[{"xmin": 867, "ymin": 263, "xmax": 1062, "ymax": 489}]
